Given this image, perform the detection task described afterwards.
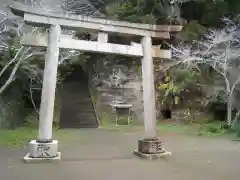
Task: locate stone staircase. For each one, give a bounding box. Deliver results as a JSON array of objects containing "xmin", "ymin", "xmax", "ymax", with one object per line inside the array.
[
  {"xmin": 59, "ymin": 81, "xmax": 99, "ymax": 128},
  {"xmin": 59, "ymin": 66, "xmax": 99, "ymax": 129}
]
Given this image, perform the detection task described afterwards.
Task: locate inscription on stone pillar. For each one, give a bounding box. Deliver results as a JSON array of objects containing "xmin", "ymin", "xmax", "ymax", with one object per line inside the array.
[{"xmin": 36, "ymin": 144, "xmax": 52, "ymax": 157}]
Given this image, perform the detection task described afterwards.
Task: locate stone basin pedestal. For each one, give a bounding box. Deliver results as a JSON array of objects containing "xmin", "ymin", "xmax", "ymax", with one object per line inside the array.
[{"xmin": 133, "ymin": 137, "xmax": 172, "ymax": 160}]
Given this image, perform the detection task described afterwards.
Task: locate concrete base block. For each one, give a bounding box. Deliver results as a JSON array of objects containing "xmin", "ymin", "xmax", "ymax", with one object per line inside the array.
[
  {"xmin": 28, "ymin": 140, "xmax": 58, "ymax": 158},
  {"xmin": 23, "ymin": 152, "xmax": 61, "ymax": 163},
  {"xmin": 133, "ymin": 150, "xmax": 172, "ymax": 160}
]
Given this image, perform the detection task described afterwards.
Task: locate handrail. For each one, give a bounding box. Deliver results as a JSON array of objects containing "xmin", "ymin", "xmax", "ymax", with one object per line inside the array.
[{"xmin": 87, "ymin": 68, "xmax": 100, "ymax": 127}]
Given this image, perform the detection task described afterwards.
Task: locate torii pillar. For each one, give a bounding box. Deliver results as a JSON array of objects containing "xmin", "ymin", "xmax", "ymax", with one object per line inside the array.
[
  {"xmin": 133, "ymin": 36, "xmax": 172, "ymax": 159},
  {"xmin": 24, "ymin": 24, "xmax": 61, "ymax": 162}
]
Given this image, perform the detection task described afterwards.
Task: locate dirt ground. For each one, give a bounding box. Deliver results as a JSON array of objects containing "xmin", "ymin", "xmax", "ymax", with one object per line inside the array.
[{"xmin": 0, "ymin": 129, "xmax": 239, "ymax": 180}]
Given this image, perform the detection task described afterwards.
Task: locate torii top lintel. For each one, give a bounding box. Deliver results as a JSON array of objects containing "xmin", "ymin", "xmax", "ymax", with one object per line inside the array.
[{"xmin": 9, "ymin": 2, "xmax": 182, "ymax": 39}]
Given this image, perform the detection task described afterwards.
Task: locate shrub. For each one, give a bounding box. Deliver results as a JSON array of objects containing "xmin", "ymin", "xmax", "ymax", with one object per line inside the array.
[
  {"xmin": 24, "ymin": 112, "xmax": 38, "ymax": 128},
  {"xmin": 206, "ymin": 125, "xmax": 221, "ymax": 133},
  {"xmin": 0, "ymin": 97, "xmax": 29, "ymax": 129},
  {"xmin": 233, "ymin": 121, "xmax": 240, "ymax": 137}
]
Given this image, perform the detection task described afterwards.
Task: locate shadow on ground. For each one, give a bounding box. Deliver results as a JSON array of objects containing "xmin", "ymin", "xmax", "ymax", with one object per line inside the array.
[{"xmin": 0, "ymin": 129, "xmax": 239, "ymax": 180}]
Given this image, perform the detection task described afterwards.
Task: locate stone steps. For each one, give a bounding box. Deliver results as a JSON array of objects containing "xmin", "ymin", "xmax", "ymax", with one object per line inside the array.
[{"xmin": 59, "ymin": 80, "xmax": 99, "ymax": 129}]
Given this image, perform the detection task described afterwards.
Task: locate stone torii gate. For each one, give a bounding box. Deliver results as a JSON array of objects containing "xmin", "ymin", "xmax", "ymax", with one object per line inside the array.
[{"xmin": 10, "ymin": 2, "xmax": 182, "ymax": 162}]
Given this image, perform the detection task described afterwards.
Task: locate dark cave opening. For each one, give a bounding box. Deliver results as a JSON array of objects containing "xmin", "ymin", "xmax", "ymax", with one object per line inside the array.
[{"xmin": 161, "ymin": 109, "xmax": 172, "ymax": 119}]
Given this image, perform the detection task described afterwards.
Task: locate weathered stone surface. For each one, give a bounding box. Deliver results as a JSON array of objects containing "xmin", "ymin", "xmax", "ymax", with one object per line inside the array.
[
  {"xmin": 141, "ymin": 36, "xmax": 156, "ymax": 138},
  {"xmin": 134, "ymin": 137, "xmax": 171, "ymax": 160},
  {"xmin": 138, "ymin": 138, "xmax": 164, "ymax": 154},
  {"xmin": 38, "ymin": 25, "xmax": 61, "ymax": 141},
  {"xmin": 28, "ymin": 140, "xmax": 59, "ymax": 158},
  {"xmin": 171, "ymin": 110, "xmax": 191, "ymax": 123},
  {"xmin": 89, "ymin": 62, "xmax": 144, "ymax": 122},
  {"xmin": 22, "ymin": 34, "xmax": 144, "ymax": 57},
  {"xmin": 111, "ymin": 103, "xmax": 132, "ymax": 125},
  {"xmin": 133, "ymin": 150, "xmax": 172, "ymax": 160},
  {"xmin": 23, "ymin": 152, "xmax": 61, "ymax": 163},
  {"xmin": 21, "ymin": 32, "xmax": 172, "ymax": 58},
  {"xmin": 171, "ymin": 110, "xmax": 211, "ymax": 124},
  {"xmin": 9, "ymin": 1, "xmax": 182, "ymax": 32}
]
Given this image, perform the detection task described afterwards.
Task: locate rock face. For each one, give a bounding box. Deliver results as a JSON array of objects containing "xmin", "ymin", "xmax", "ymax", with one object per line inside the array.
[{"xmin": 89, "ymin": 59, "xmax": 144, "ymax": 122}]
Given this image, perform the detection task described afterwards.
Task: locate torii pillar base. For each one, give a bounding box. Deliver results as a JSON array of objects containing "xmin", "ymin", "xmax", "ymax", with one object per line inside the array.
[
  {"xmin": 23, "ymin": 140, "xmax": 61, "ymax": 163},
  {"xmin": 133, "ymin": 138, "xmax": 172, "ymax": 160}
]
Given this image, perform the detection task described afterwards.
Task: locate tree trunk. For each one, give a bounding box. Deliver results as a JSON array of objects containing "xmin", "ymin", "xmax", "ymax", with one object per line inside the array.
[{"xmin": 227, "ymin": 96, "xmax": 232, "ymax": 126}]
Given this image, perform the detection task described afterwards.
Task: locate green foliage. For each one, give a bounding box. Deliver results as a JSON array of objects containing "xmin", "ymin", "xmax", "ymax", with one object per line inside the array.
[
  {"xmin": 156, "ymin": 65, "xmax": 202, "ymax": 109},
  {"xmin": 24, "ymin": 98, "xmax": 61, "ymax": 129},
  {"xmin": 235, "ymin": 123, "xmax": 240, "ymax": 137},
  {"xmin": 0, "ymin": 88, "xmax": 31, "ymax": 129},
  {"xmin": 181, "ymin": 0, "xmax": 240, "ymax": 27},
  {"xmin": 206, "ymin": 125, "xmax": 221, "ymax": 133},
  {"xmin": 179, "ymin": 20, "xmax": 205, "ymax": 42},
  {"xmin": 200, "ymin": 0, "xmax": 229, "ymax": 27},
  {"xmin": 24, "ymin": 112, "xmax": 38, "ymax": 128},
  {"xmin": 231, "ymin": 115, "xmax": 240, "ymax": 137},
  {"xmin": 0, "ymin": 34, "xmax": 66, "ymax": 129},
  {"xmin": 197, "ymin": 122, "xmax": 226, "ymax": 136},
  {"xmin": 205, "ymin": 89, "xmax": 227, "ymax": 106},
  {"xmin": 105, "ymin": 0, "xmax": 181, "ymax": 24},
  {"xmin": 0, "ymin": 127, "xmax": 37, "ymax": 147},
  {"xmin": 105, "ymin": 0, "xmax": 154, "ymax": 23}
]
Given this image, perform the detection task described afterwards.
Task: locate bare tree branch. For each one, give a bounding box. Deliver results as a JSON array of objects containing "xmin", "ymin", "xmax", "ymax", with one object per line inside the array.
[
  {"xmin": 0, "ymin": 56, "xmax": 22, "ymax": 94},
  {"xmin": 169, "ymin": 18, "xmax": 240, "ymax": 126},
  {"xmin": 29, "ymin": 77, "xmax": 39, "ymax": 114},
  {"xmin": 0, "ymin": 46, "xmax": 24, "ymax": 78}
]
